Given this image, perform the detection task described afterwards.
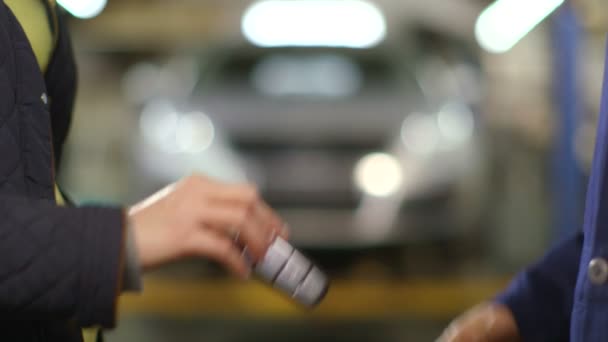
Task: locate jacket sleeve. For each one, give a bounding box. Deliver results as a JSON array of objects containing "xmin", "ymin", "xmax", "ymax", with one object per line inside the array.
[
  {"xmin": 0, "ymin": 196, "xmax": 126, "ymax": 328},
  {"xmin": 0, "ymin": 2, "xmax": 127, "ymax": 328},
  {"xmin": 495, "ymin": 231, "xmax": 582, "ymax": 341}
]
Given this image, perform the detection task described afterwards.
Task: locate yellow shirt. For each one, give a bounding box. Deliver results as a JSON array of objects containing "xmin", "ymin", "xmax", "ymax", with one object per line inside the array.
[
  {"xmin": 4, "ymin": 0, "xmax": 53, "ymax": 71},
  {"xmin": 4, "ymin": 1, "xmax": 97, "ymax": 341}
]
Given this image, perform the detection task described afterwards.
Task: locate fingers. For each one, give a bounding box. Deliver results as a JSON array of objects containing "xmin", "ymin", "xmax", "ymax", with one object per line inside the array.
[
  {"xmin": 185, "ymin": 174, "xmax": 257, "ymax": 204},
  {"xmin": 131, "ymin": 174, "xmax": 288, "ymax": 276},
  {"xmin": 129, "ymin": 183, "xmax": 176, "ymax": 214},
  {"xmin": 437, "ymin": 323, "xmax": 481, "ymax": 342},
  {"xmin": 197, "ymin": 203, "xmax": 275, "ymax": 261},
  {"xmin": 439, "ymin": 309, "xmax": 490, "ymax": 342},
  {"xmin": 185, "ymin": 175, "xmax": 286, "ymax": 261},
  {"xmin": 437, "ymin": 303, "xmax": 520, "ymax": 342},
  {"xmin": 438, "ymin": 322, "xmax": 483, "ymax": 342},
  {"xmin": 256, "ymin": 201, "xmax": 289, "ymax": 239},
  {"xmin": 184, "ymin": 228, "xmax": 251, "ymax": 279},
  {"xmin": 188, "ymin": 176, "xmax": 283, "ymax": 231}
]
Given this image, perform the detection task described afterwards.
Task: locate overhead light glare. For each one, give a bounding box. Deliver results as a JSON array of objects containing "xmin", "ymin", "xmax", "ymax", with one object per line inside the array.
[
  {"xmin": 242, "ymin": 0, "xmax": 386, "ymax": 49},
  {"xmin": 475, "ymin": 0, "xmax": 564, "ymax": 53},
  {"xmin": 436, "ymin": 103, "xmax": 475, "ymax": 144},
  {"xmin": 57, "ymin": 0, "xmax": 107, "ymax": 19},
  {"xmin": 401, "ymin": 113, "xmax": 441, "ymax": 156},
  {"xmin": 175, "ymin": 112, "xmax": 215, "ymax": 153},
  {"xmin": 354, "ymin": 153, "xmax": 402, "ymax": 197}
]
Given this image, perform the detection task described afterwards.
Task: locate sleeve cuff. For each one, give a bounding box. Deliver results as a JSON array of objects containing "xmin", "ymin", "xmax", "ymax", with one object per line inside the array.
[
  {"xmin": 121, "ymin": 220, "xmax": 143, "ymax": 293},
  {"xmin": 77, "ymin": 206, "xmax": 126, "ymax": 328},
  {"xmin": 494, "ymin": 282, "xmax": 532, "ymax": 340}
]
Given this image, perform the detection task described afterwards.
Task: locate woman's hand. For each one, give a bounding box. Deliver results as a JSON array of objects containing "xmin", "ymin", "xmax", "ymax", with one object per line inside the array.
[{"xmin": 128, "ymin": 174, "xmax": 288, "ymax": 278}]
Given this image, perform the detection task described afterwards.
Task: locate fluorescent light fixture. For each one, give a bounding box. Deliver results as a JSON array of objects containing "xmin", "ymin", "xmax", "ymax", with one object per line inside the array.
[
  {"xmin": 475, "ymin": 0, "xmax": 564, "ymax": 53},
  {"xmin": 242, "ymin": 0, "xmax": 386, "ymax": 49},
  {"xmin": 354, "ymin": 153, "xmax": 402, "ymax": 197},
  {"xmin": 57, "ymin": 0, "xmax": 107, "ymax": 19}
]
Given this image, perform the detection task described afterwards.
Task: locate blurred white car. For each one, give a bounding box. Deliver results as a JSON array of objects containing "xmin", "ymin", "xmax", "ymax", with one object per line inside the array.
[{"xmin": 128, "ymin": 45, "xmax": 489, "ymax": 249}]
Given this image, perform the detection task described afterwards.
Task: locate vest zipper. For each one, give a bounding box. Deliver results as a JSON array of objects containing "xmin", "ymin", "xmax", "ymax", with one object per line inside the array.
[{"xmin": 40, "ymin": 0, "xmax": 59, "ymax": 193}]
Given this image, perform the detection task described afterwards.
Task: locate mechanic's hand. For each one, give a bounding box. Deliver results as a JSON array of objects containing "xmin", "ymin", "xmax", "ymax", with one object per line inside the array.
[
  {"xmin": 128, "ymin": 174, "xmax": 288, "ymax": 278},
  {"xmin": 437, "ymin": 303, "xmax": 520, "ymax": 342}
]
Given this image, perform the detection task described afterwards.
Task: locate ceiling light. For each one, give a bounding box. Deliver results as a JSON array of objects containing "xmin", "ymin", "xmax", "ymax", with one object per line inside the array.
[
  {"xmin": 475, "ymin": 0, "xmax": 564, "ymax": 53},
  {"xmin": 242, "ymin": 0, "xmax": 386, "ymax": 49},
  {"xmin": 57, "ymin": 0, "xmax": 107, "ymax": 19}
]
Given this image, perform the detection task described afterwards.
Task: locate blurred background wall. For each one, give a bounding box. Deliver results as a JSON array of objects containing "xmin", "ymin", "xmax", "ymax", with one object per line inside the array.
[{"xmin": 52, "ymin": 0, "xmax": 607, "ymax": 340}]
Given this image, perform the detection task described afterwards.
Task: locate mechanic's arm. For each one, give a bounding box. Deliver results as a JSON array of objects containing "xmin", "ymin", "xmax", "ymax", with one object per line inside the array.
[
  {"xmin": 0, "ymin": 174, "xmax": 286, "ymax": 328},
  {"xmin": 438, "ymin": 231, "xmax": 583, "ymax": 341}
]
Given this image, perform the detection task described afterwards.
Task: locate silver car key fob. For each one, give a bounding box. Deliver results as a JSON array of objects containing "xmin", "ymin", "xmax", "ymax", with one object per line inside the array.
[{"xmin": 251, "ymin": 237, "xmax": 330, "ymax": 308}]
